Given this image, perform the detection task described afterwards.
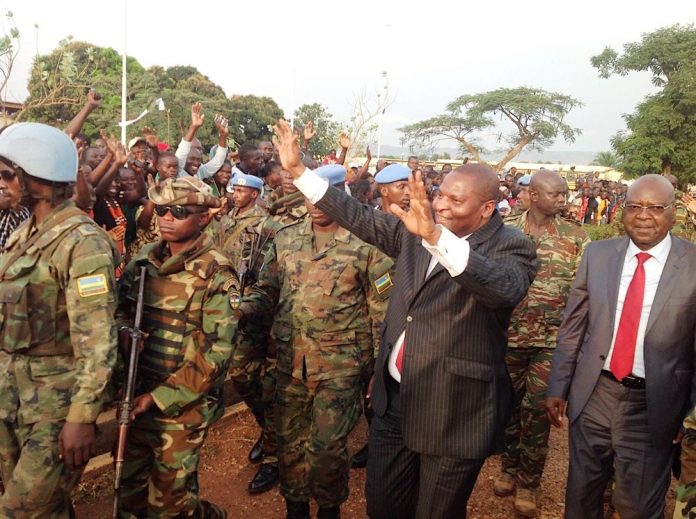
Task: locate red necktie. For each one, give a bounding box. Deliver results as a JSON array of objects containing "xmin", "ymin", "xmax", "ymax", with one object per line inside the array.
[
  {"xmin": 396, "ymin": 339, "xmax": 405, "ymax": 374},
  {"xmin": 610, "ymin": 252, "xmax": 651, "ymax": 380}
]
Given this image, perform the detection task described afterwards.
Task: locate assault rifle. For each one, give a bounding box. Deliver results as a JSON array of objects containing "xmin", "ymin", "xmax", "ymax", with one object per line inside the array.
[{"xmin": 112, "ymin": 266, "xmax": 147, "ymax": 518}]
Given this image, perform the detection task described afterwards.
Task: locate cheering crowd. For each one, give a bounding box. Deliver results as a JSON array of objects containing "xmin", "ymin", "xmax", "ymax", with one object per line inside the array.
[{"xmin": 0, "ymin": 93, "xmax": 696, "ymax": 519}]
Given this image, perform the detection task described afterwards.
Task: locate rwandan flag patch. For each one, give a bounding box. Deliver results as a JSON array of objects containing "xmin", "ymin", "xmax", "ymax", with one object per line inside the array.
[
  {"xmin": 374, "ymin": 272, "xmax": 393, "ymax": 294},
  {"xmin": 77, "ymin": 274, "xmax": 109, "ymax": 297}
]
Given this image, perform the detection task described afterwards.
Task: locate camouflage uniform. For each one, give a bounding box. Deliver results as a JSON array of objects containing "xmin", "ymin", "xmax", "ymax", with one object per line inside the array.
[
  {"xmin": 672, "ymin": 193, "xmax": 696, "ymax": 242},
  {"xmin": 241, "ymin": 217, "xmax": 393, "ymax": 507},
  {"xmin": 0, "ymin": 201, "xmax": 118, "ymax": 518},
  {"xmin": 116, "ymin": 178, "xmax": 239, "ymax": 518},
  {"xmin": 502, "ymin": 211, "xmax": 589, "ymax": 489},
  {"xmin": 219, "ymin": 204, "xmax": 279, "ymax": 464},
  {"xmin": 675, "ymin": 407, "xmax": 696, "ymax": 519}
]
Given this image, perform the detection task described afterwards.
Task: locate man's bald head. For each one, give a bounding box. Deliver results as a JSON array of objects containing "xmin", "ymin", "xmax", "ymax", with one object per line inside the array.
[
  {"xmin": 530, "ymin": 170, "xmax": 565, "ymax": 191},
  {"xmin": 627, "ymin": 174, "xmax": 675, "ymax": 205},
  {"xmin": 451, "ymin": 163, "xmax": 500, "ymax": 203}
]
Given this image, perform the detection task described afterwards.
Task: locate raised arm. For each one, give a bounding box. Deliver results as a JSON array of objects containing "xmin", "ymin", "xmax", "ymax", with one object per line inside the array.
[{"xmin": 64, "ymin": 90, "xmax": 102, "ymax": 139}]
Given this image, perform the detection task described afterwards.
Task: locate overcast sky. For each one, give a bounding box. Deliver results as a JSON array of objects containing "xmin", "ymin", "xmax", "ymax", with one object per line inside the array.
[{"xmin": 2, "ymin": 0, "xmax": 694, "ymax": 154}]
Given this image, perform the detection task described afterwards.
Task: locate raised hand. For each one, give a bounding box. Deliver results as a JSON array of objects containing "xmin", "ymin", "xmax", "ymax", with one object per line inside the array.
[
  {"xmin": 339, "ymin": 132, "xmax": 350, "ymax": 150},
  {"xmin": 191, "ymin": 102, "xmax": 204, "ymax": 128},
  {"xmin": 99, "ymin": 129, "xmax": 118, "ymax": 156},
  {"xmin": 87, "ymin": 89, "xmax": 102, "ymax": 109},
  {"xmin": 366, "ymin": 145, "xmax": 372, "ymax": 161},
  {"xmin": 272, "ymin": 119, "xmax": 304, "ymax": 178},
  {"xmin": 214, "ymin": 114, "xmax": 229, "ymax": 138},
  {"xmin": 303, "ymin": 121, "xmax": 316, "ymax": 141},
  {"xmin": 113, "ymin": 142, "xmax": 128, "ymax": 166},
  {"xmin": 142, "ymin": 126, "xmax": 159, "ymax": 147},
  {"xmin": 390, "ymin": 170, "xmax": 440, "ymax": 244}
]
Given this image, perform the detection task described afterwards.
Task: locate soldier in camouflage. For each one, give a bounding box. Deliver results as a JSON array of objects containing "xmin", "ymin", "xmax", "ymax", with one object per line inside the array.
[
  {"xmin": 218, "ymin": 173, "xmax": 281, "ymax": 493},
  {"xmin": 666, "ymin": 174, "xmax": 696, "ymax": 242},
  {"xmin": 238, "ymin": 165, "xmax": 393, "ymax": 519},
  {"xmin": 497, "ymin": 170, "xmax": 590, "ymax": 517},
  {"xmin": 0, "ymin": 123, "xmax": 118, "ymax": 518},
  {"xmin": 675, "ymin": 407, "xmax": 696, "ymax": 518},
  {"xmin": 116, "ymin": 177, "xmax": 239, "ymax": 519}
]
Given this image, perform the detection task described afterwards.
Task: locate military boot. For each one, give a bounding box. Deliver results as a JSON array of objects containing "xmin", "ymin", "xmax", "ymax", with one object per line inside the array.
[
  {"xmin": 514, "ymin": 487, "xmax": 537, "ymax": 517},
  {"xmin": 493, "ymin": 472, "xmax": 515, "ymax": 497},
  {"xmin": 248, "ymin": 462, "xmax": 279, "ymax": 494},
  {"xmin": 248, "ymin": 433, "xmax": 264, "ymax": 463},
  {"xmin": 350, "ymin": 443, "xmax": 368, "ymax": 469},
  {"xmin": 285, "ymin": 499, "xmax": 310, "ymax": 519},
  {"xmin": 317, "ymin": 505, "xmax": 341, "ymax": 519}
]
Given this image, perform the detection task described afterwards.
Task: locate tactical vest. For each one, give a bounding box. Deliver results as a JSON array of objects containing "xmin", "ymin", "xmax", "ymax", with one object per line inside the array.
[
  {"xmin": 135, "ymin": 252, "xmax": 230, "ymax": 395},
  {"xmin": 0, "ymin": 210, "xmax": 100, "ymax": 356}
]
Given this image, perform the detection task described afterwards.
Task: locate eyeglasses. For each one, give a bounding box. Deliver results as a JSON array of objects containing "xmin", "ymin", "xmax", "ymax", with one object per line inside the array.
[
  {"xmin": 0, "ymin": 170, "xmax": 17, "ymax": 182},
  {"xmin": 624, "ymin": 203, "xmax": 672, "ymax": 216},
  {"xmin": 154, "ymin": 205, "xmax": 206, "ymax": 220}
]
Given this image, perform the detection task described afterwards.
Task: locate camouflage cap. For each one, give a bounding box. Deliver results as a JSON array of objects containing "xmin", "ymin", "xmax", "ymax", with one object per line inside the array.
[{"xmin": 148, "ymin": 177, "xmax": 221, "ymax": 208}]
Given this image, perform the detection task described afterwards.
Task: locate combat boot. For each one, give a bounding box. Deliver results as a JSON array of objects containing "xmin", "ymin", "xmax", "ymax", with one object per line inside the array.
[
  {"xmin": 514, "ymin": 487, "xmax": 537, "ymax": 517},
  {"xmin": 493, "ymin": 472, "xmax": 515, "ymax": 497},
  {"xmin": 248, "ymin": 462, "xmax": 279, "ymax": 494},
  {"xmin": 285, "ymin": 498, "xmax": 310, "ymax": 519},
  {"xmin": 197, "ymin": 500, "xmax": 227, "ymax": 518},
  {"xmin": 350, "ymin": 443, "xmax": 368, "ymax": 469},
  {"xmin": 248, "ymin": 433, "xmax": 264, "ymax": 463},
  {"xmin": 317, "ymin": 505, "xmax": 341, "ymax": 519}
]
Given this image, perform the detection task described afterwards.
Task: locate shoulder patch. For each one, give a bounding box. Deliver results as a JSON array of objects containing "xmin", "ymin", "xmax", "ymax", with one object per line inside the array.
[
  {"xmin": 223, "ymin": 278, "xmax": 241, "ymax": 309},
  {"xmin": 374, "ymin": 272, "xmax": 393, "ymax": 294},
  {"xmin": 77, "ymin": 273, "xmax": 109, "ymax": 297}
]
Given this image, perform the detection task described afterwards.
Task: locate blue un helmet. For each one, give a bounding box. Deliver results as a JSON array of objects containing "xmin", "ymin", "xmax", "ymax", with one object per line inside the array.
[{"xmin": 0, "ymin": 122, "xmax": 78, "ymax": 183}]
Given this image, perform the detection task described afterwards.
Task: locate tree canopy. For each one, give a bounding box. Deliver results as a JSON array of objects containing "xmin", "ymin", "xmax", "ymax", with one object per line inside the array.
[
  {"xmin": 19, "ymin": 40, "xmax": 286, "ymax": 149},
  {"xmin": 399, "ymin": 87, "xmax": 582, "ymax": 172},
  {"xmin": 293, "ymin": 103, "xmax": 342, "ymax": 157},
  {"xmin": 592, "ymin": 24, "xmax": 696, "ymax": 182}
]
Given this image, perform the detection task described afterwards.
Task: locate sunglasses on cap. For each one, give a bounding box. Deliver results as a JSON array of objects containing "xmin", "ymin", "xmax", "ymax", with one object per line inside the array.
[{"xmin": 154, "ymin": 205, "xmax": 207, "ymax": 220}]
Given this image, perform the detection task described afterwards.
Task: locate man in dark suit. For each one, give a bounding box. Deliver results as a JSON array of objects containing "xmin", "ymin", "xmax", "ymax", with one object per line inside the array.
[
  {"xmin": 546, "ymin": 174, "xmax": 696, "ymax": 519},
  {"xmin": 273, "ymin": 120, "xmax": 537, "ymax": 519}
]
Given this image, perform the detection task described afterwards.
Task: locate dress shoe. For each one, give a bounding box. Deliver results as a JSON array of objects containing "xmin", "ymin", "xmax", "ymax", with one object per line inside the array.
[
  {"xmin": 248, "ymin": 434, "xmax": 264, "ymax": 464},
  {"xmin": 317, "ymin": 505, "xmax": 341, "ymax": 519},
  {"xmin": 493, "ymin": 472, "xmax": 515, "ymax": 497},
  {"xmin": 285, "ymin": 498, "xmax": 310, "ymax": 519},
  {"xmin": 248, "ymin": 462, "xmax": 279, "ymax": 494},
  {"xmin": 350, "ymin": 443, "xmax": 368, "ymax": 469},
  {"xmin": 514, "ymin": 487, "xmax": 537, "ymax": 517}
]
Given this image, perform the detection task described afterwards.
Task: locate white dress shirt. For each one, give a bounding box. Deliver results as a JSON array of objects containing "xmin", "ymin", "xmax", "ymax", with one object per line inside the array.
[
  {"xmin": 603, "ymin": 234, "xmax": 672, "ymax": 378},
  {"xmin": 294, "ymin": 168, "xmax": 471, "ymax": 382}
]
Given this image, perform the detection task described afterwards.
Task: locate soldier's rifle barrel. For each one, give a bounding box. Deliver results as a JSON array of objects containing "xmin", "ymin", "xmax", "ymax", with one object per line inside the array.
[{"xmin": 112, "ymin": 265, "xmax": 147, "ymax": 519}]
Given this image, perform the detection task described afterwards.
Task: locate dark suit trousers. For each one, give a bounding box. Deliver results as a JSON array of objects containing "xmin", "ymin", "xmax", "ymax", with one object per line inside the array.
[
  {"xmin": 565, "ymin": 374, "xmax": 676, "ymax": 519},
  {"xmin": 366, "ymin": 376, "xmax": 485, "ymax": 519}
]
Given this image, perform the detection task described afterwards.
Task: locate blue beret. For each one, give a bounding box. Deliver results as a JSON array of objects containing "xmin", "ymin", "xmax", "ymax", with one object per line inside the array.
[
  {"xmin": 517, "ymin": 174, "xmax": 532, "ymax": 187},
  {"xmin": 375, "ymin": 164, "xmax": 411, "ymax": 184},
  {"xmin": 229, "ymin": 173, "xmax": 264, "ymax": 191},
  {"xmin": 315, "ymin": 164, "xmax": 346, "ymax": 186}
]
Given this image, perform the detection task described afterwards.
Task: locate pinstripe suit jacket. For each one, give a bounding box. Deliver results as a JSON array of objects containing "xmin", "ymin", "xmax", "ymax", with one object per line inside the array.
[{"xmin": 317, "ymin": 187, "xmax": 538, "ymax": 459}]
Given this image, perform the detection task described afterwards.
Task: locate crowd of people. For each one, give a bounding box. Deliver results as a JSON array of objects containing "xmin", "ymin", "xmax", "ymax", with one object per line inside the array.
[{"xmin": 0, "ymin": 93, "xmax": 696, "ymax": 519}]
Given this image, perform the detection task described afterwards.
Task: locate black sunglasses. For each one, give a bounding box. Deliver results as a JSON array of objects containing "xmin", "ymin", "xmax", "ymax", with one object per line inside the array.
[
  {"xmin": 154, "ymin": 205, "xmax": 206, "ymax": 220},
  {"xmin": 0, "ymin": 170, "xmax": 17, "ymax": 182}
]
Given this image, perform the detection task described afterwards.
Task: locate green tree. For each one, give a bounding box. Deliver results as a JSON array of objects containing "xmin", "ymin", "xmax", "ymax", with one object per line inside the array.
[
  {"xmin": 591, "ymin": 24, "xmax": 696, "ymax": 182},
  {"xmin": 293, "ymin": 103, "xmax": 342, "ymax": 157},
  {"xmin": 0, "ymin": 11, "xmax": 20, "ymax": 113},
  {"xmin": 399, "ymin": 87, "xmax": 582, "ymax": 172},
  {"xmin": 592, "ymin": 151, "xmax": 621, "ymax": 168},
  {"xmin": 21, "ymin": 41, "xmax": 245, "ymax": 149},
  {"xmin": 227, "ymin": 94, "xmax": 283, "ymax": 146}
]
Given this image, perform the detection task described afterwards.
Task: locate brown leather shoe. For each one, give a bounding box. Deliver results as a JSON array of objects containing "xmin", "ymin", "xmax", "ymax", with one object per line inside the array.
[{"xmin": 493, "ymin": 472, "xmax": 515, "ymax": 497}]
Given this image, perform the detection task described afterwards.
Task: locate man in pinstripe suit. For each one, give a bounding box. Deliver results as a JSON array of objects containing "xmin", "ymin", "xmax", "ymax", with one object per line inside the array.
[{"xmin": 273, "ymin": 120, "xmax": 537, "ymax": 519}]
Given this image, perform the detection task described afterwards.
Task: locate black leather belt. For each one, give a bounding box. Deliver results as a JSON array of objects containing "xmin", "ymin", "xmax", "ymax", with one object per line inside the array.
[{"xmin": 601, "ymin": 370, "xmax": 646, "ymax": 389}]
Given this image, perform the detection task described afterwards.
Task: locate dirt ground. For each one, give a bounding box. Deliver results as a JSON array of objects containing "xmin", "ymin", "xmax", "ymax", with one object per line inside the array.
[{"xmin": 74, "ymin": 408, "xmax": 677, "ymax": 518}]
